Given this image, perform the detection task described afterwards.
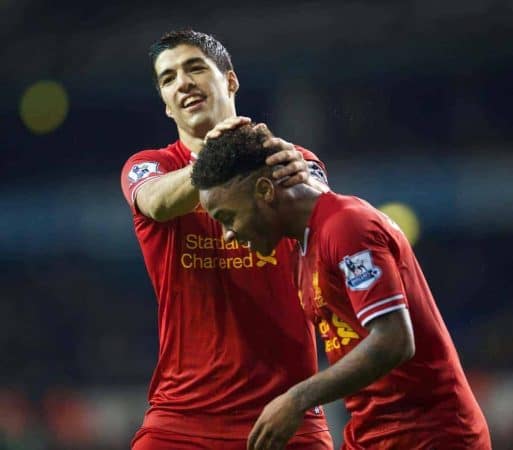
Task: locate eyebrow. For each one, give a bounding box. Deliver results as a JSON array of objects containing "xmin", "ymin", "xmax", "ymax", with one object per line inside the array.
[{"xmin": 157, "ymin": 57, "xmax": 207, "ymax": 81}]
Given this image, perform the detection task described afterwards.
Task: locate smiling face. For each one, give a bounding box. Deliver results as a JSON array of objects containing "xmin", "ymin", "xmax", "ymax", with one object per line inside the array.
[
  {"xmin": 154, "ymin": 44, "xmax": 239, "ymax": 140},
  {"xmin": 199, "ymin": 176, "xmax": 284, "ymax": 256}
]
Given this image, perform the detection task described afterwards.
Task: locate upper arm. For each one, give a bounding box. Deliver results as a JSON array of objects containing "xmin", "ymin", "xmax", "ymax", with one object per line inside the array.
[
  {"xmin": 323, "ymin": 205, "xmax": 409, "ymax": 328},
  {"xmin": 132, "ymin": 176, "xmax": 162, "ymax": 218},
  {"xmin": 120, "ymin": 150, "xmax": 180, "ymax": 217},
  {"xmin": 365, "ymin": 307, "xmax": 415, "ymax": 363},
  {"xmin": 121, "ymin": 155, "xmax": 166, "ymax": 212}
]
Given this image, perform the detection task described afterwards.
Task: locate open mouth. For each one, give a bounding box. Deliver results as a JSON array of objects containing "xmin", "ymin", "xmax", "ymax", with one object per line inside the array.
[{"xmin": 182, "ymin": 95, "xmax": 206, "ymax": 110}]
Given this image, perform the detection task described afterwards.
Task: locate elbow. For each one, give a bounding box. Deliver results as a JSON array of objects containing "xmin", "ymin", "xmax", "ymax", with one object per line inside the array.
[
  {"xmin": 383, "ymin": 331, "xmax": 415, "ymax": 369},
  {"xmin": 137, "ymin": 195, "xmax": 172, "ymax": 222},
  {"xmin": 399, "ymin": 337, "xmax": 415, "ymax": 365},
  {"xmin": 148, "ymin": 202, "xmax": 171, "ymax": 222},
  {"xmin": 394, "ymin": 333, "xmax": 415, "ymax": 367}
]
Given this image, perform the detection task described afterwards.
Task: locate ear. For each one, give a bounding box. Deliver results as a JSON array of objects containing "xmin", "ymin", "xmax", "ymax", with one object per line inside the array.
[
  {"xmin": 165, "ymin": 104, "xmax": 174, "ymax": 119},
  {"xmin": 227, "ymin": 70, "xmax": 239, "ymax": 96},
  {"xmin": 254, "ymin": 177, "xmax": 275, "ymax": 203}
]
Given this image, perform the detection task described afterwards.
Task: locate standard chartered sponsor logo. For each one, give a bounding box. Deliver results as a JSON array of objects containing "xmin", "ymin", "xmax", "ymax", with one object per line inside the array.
[{"xmin": 180, "ymin": 234, "xmax": 277, "ymax": 270}]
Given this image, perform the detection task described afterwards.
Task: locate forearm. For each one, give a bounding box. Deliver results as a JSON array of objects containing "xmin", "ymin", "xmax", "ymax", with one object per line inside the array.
[
  {"xmin": 136, "ymin": 165, "xmax": 199, "ymax": 221},
  {"xmin": 289, "ymin": 330, "xmax": 404, "ymax": 412}
]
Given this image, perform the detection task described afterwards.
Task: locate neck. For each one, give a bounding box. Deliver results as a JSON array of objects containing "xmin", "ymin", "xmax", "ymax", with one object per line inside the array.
[
  {"xmin": 280, "ymin": 185, "xmax": 323, "ymax": 245},
  {"xmin": 178, "ymin": 132, "xmax": 205, "ymax": 153}
]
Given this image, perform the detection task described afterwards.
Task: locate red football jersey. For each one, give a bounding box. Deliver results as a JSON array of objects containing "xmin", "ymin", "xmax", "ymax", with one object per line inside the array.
[
  {"xmin": 120, "ymin": 141, "xmax": 329, "ymax": 439},
  {"xmin": 298, "ymin": 192, "xmax": 491, "ymax": 450}
]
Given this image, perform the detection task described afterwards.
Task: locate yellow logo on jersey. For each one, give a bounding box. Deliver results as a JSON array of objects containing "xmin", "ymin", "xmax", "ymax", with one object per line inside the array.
[
  {"xmin": 312, "ymin": 272, "xmax": 326, "ymax": 307},
  {"xmin": 180, "ymin": 234, "xmax": 278, "ymax": 270},
  {"xmin": 256, "ymin": 250, "xmax": 277, "ymax": 267},
  {"xmin": 319, "ymin": 313, "xmax": 360, "ymax": 352}
]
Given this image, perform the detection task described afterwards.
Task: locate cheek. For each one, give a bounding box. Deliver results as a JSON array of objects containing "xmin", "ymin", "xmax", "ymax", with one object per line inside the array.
[
  {"xmin": 251, "ymin": 211, "xmax": 270, "ymax": 236},
  {"xmin": 161, "ymin": 88, "xmax": 178, "ymax": 109}
]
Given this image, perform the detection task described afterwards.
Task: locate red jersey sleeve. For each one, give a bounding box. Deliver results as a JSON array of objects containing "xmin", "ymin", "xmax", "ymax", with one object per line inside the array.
[
  {"xmin": 321, "ymin": 204, "xmax": 408, "ymax": 327},
  {"xmin": 120, "ymin": 149, "xmax": 182, "ymax": 214}
]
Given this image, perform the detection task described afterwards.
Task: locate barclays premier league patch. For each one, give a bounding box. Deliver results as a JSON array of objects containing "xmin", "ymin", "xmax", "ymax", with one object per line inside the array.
[
  {"xmin": 128, "ymin": 162, "xmax": 159, "ymax": 183},
  {"xmin": 307, "ymin": 161, "xmax": 328, "ymax": 184},
  {"xmin": 338, "ymin": 250, "xmax": 381, "ymax": 290}
]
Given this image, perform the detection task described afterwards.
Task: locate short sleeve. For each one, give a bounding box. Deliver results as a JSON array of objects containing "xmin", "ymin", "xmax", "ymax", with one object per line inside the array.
[
  {"xmin": 120, "ymin": 149, "xmax": 181, "ymax": 214},
  {"xmin": 322, "ymin": 207, "xmax": 408, "ymax": 327}
]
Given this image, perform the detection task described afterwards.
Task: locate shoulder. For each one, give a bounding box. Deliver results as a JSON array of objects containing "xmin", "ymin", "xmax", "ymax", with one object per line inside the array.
[
  {"xmin": 122, "ymin": 142, "xmax": 191, "ymax": 174},
  {"xmin": 123, "ymin": 142, "xmax": 180, "ymax": 166},
  {"xmin": 316, "ymin": 194, "xmax": 373, "ymax": 229},
  {"xmin": 316, "ymin": 194, "xmax": 386, "ymax": 257}
]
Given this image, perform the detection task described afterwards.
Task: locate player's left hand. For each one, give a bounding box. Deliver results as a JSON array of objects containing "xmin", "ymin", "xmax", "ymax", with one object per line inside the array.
[
  {"xmin": 247, "ymin": 391, "xmax": 304, "ymax": 450},
  {"xmin": 204, "ymin": 116, "xmax": 252, "ymax": 142},
  {"xmin": 259, "ymin": 126, "xmax": 308, "ymax": 187}
]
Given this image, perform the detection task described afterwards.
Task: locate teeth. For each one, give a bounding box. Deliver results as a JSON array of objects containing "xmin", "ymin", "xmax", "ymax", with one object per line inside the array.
[{"xmin": 184, "ymin": 96, "xmax": 203, "ymax": 107}]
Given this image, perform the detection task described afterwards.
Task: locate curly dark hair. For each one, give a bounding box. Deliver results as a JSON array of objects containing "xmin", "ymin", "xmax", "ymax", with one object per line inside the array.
[
  {"xmin": 191, "ymin": 124, "xmax": 278, "ymax": 190},
  {"xmin": 149, "ymin": 29, "xmax": 234, "ymax": 88}
]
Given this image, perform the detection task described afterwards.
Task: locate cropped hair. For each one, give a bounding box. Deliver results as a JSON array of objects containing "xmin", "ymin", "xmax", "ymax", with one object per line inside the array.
[
  {"xmin": 149, "ymin": 29, "xmax": 234, "ymax": 87},
  {"xmin": 191, "ymin": 124, "xmax": 278, "ymax": 190}
]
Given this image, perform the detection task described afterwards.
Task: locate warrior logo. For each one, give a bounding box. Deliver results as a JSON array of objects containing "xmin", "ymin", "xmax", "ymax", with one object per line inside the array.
[{"xmin": 339, "ymin": 250, "xmax": 381, "ymax": 290}]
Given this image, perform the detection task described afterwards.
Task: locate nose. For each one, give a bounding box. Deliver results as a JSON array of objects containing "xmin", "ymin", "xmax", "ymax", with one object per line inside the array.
[
  {"xmin": 224, "ymin": 229, "xmax": 236, "ymax": 242},
  {"xmin": 175, "ymin": 70, "xmax": 195, "ymax": 92}
]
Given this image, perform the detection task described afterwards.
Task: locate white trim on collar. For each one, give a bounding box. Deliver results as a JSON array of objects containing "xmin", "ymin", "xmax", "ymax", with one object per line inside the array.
[{"xmin": 300, "ymin": 227, "xmax": 310, "ymax": 256}]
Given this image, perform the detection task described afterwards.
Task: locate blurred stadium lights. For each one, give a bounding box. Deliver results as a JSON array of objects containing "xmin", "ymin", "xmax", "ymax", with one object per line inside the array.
[
  {"xmin": 19, "ymin": 80, "xmax": 69, "ymax": 134},
  {"xmin": 378, "ymin": 202, "xmax": 421, "ymax": 246}
]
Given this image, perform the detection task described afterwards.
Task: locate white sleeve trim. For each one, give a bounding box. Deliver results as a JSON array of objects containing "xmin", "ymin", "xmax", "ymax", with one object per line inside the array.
[
  {"xmin": 131, "ymin": 175, "xmax": 164, "ymax": 204},
  {"xmin": 356, "ymin": 294, "xmax": 404, "ymax": 319},
  {"xmin": 361, "ymin": 304, "xmax": 407, "ymax": 327}
]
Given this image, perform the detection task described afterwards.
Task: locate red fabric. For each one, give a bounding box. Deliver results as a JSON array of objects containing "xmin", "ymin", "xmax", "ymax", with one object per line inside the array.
[
  {"xmin": 132, "ymin": 427, "xmax": 333, "ymax": 450},
  {"xmin": 120, "ymin": 141, "xmax": 329, "ymax": 440},
  {"xmin": 299, "ymin": 192, "xmax": 491, "ymax": 450}
]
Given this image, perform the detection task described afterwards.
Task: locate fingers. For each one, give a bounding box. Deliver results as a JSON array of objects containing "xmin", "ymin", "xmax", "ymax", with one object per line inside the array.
[
  {"xmin": 248, "ymin": 430, "xmax": 286, "ymax": 450},
  {"xmin": 247, "ymin": 425, "xmax": 280, "ymax": 450},
  {"xmin": 264, "ymin": 140, "xmax": 309, "ymax": 187},
  {"xmin": 263, "ymin": 138, "xmax": 296, "ymax": 160},
  {"xmin": 252, "ymin": 122, "xmax": 270, "ymax": 133},
  {"xmin": 247, "ymin": 423, "xmax": 259, "ymax": 450},
  {"xmin": 279, "ymin": 171, "xmax": 309, "ymax": 187},
  {"xmin": 272, "ymin": 160, "xmax": 308, "ymax": 181},
  {"xmin": 205, "ymin": 116, "xmax": 251, "ymax": 141}
]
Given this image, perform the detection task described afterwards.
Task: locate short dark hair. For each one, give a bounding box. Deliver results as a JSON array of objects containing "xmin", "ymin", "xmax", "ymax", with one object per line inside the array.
[
  {"xmin": 191, "ymin": 124, "xmax": 278, "ymax": 190},
  {"xmin": 149, "ymin": 29, "xmax": 234, "ymax": 87}
]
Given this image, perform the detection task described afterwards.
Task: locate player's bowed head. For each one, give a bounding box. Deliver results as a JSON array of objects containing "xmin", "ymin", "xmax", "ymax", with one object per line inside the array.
[{"xmin": 191, "ymin": 123, "xmax": 321, "ymax": 257}]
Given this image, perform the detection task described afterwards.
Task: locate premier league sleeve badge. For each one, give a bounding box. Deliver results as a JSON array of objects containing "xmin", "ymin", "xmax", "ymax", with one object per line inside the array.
[{"xmin": 338, "ymin": 250, "xmax": 382, "ymax": 290}]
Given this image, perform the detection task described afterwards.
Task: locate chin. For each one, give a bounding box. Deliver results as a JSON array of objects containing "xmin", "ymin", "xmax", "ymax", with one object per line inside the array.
[{"xmin": 187, "ymin": 113, "xmax": 213, "ymax": 131}]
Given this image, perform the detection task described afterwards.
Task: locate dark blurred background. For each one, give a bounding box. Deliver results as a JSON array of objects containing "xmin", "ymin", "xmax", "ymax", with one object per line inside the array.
[{"xmin": 2, "ymin": 1, "xmax": 513, "ymax": 449}]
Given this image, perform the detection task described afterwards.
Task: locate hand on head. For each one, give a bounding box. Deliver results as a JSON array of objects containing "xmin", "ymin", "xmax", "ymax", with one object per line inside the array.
[
  {"xmin": 204, "ymin": 117, "xmax": 309, "ymax": 188},
  {"xmin": 204, "ymin": 116, "xmax": 252, "ymax": 142}
]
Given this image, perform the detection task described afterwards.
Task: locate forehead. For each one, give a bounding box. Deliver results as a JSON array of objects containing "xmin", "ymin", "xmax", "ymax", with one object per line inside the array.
[
  {"xmin": 199, "ymin": 183, "xmax": 246, "ymax": 215},
  {"xmin": 199, "ymin": 185, "xmax": 229, "ymax": 212},
  {"xmin": 154, "ymin": 44, "xmax": 212, "ymax": 72}
]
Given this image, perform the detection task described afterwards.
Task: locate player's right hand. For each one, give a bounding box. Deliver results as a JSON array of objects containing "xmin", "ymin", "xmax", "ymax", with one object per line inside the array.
[{"xmin": 204, "ymin": 116, "xmax": 252, "ymax": 142}]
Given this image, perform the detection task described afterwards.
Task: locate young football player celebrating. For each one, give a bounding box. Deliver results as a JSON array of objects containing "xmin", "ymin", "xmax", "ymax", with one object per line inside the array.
[{"xmin": 191, "ymin": 121, "xmax": 492, "ymax": 450}]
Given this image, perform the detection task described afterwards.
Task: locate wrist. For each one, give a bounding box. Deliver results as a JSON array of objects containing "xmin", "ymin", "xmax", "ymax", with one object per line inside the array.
[{"xmin": 287, "ymin": 383, "xmax": 311, "ymax": 414}]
